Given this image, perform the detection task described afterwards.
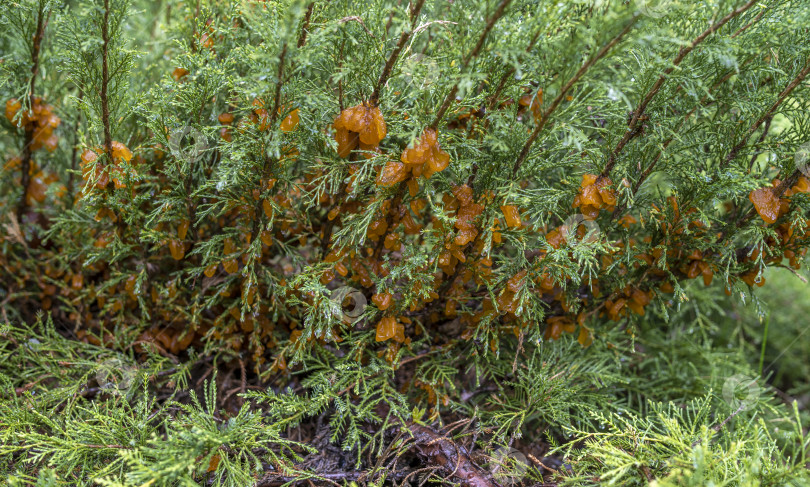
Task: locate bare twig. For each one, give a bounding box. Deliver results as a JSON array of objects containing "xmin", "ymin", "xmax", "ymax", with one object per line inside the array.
[
  {"xmin": 16, "ymin": 2, "xmax": 49, "ymax": 221},
  {"xmin": 747, "ymin": 115, "xmax": 773, "ymax": 172},
  {"xmin": 731, "ymin": 7, "xmax": 765, "ymax": 38},
  {"xmin": 251, "ymin": 43, "xmax": 288, "ymax": 242},
  {"xmin": 100, "ymin": 0, "xmax": 114, "ymax": 158},
  {"xmin": 297, "ymin": 2, "xmax": 314, "ymax": 48},
  {"xmin": 338, "ymin": 16, "xmax": 375, "ymax": 38}
]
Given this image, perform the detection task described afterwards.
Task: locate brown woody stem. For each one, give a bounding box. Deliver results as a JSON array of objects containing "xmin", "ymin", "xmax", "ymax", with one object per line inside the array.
[
  {"xmin": 17, "ymin": 2, "xmax": 48, "ymax": 221},
  {"xmin": 721, "ymin": 56, "xmax": 810, "ymax": 168}
]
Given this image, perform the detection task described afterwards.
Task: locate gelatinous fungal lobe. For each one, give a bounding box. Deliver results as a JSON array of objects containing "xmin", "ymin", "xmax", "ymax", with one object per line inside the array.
[
  {"xmin": 375, "ymin": 316, "xmax": 405, "ymax": 343},
  {"xmin": 573, "ymin": 173, "xmax": 616, "ymax": 219},
  {"xmin": 376, "ymin": 159, "xmax": 409, "ymax": 187},
  {"xmin": 519, "ymin": 88, "xmax": 543, "ymax": 120},
  {"xmin": 500, "ymin": 205, "xmax": 522, "ymax": 228},
  {"xmin": 6, "ymin": 97, "xmax": 61, "ymax": 152},
  {"xmin": 400, "ymin": 128, "xmax": 450, "ymax": 179},
  {"xmin": 334, "ymin": 102, "xmax": 387, "ymax": 158},
  {"xmin": 79, "ymin": 141, "xmax": 133, "ymax": 191},
  {"xmin": 279, "ymin": 106, "xmax": 299, "ymax": 132},
  {"xmin": 749, "ymin": 186, "xmax": 788, "ymax": 225}
]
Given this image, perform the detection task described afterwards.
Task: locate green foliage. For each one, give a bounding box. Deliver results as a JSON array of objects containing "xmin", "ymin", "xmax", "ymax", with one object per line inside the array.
[
  {"xmin": 559, "ymin": 398, "xmax": 810, "ymax": 486},
  {"xmin": 1, "ymin": 0, "xmax": 809, "ymax": 485}
]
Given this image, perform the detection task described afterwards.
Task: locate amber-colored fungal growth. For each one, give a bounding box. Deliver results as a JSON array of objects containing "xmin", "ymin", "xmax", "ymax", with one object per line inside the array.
[
  {"xmin": 80, "ymin": 149, "xmax": 108, "ymax": 190},
  {"xmin": 573, "ymin": 174, "xmax": 616, "ymax": 218},
  {"xmin": 4, "ymin": 8, "xmax": 809, "ymax": 442},
  {"xmin": 111, "ymin": 141, "xmax": 133, "ymax": 163},
  {"xmin": 519, "ymin": 88, "xmax": 542, "ymax": 120},
  {"xmin": 172, "ymin": 67, "xmax": 189, "ymax": 81},
  {"xmin": 222, "ymin": 238, "xmax": 239, "ymax": 274},
  {"xmin": 400, "ymin": 128, "xmax": 450, "ymax": 179},
  {"xmin": 78, "ymin": 141, "xmax": 132, "ymax": 191},
  {"xmin": 6, "ymin": 97, "xmax": 61, "ymax": 152},
  {"xmin": 545, "ymin": 315, "xmax": 575, "ymax": 340},
  {"xmin": 375, "ymin": 316, "xmax": 404, "ymax": 342},
  {"xmin": 376, "ymin": 160, "xmax": 409, "ymax": 187},
  {"xmin": 500, "ymin": 205, "xmax": 522, "ymax": 228},
  {"xmin": 740, "ymin": 270, "xmax": 766, "ymax": 287},
  {"xmin": 792, "ymin": 176, "xmax": 810, "ymax": 194},
  {"xmin": 451, "ymin": 185, "xmax": 483, "ymax": 247},
  {"xmin": 618, "ymin": 214, "xmax": 637, "ymax": 229},
  {"xmin": 218, "ymin": 112, "xmax": 234, "ymax": 125},
  {"xmin": 250, "ymin": 98, "xmax": 271, "ymax": 131},
  {"xmin": 680, "ymin": 249, "xmax": 714, "ymax": 286},
  {"xmin": 372, "ymin": 292, "xmax": 393, "ymax": 311},
  {"xmin": 749, "ymin": 186, "xmax": 787, "ymax": 225},
  {"xmin": 178, "ymin": 220, "xmax": 190, "ymax": 240},
  {"xmin": 545, "ymin": 227, "xmax": 564, "ymax": 249},
  {"xmin": 280, "ymin": 107, "xmax": 299, "ymax": 132},
  {"xmin": 169, "ymin": 239, "xmax": 185, "ymax": 260},
  {"xmin": 333, "ymin": 102, "xmax": 386, "ymax": 158},
  {"xmin": 26, "ymin": 171, "xmax": 62, "ymax": 205},
  {"xmin": 5, "ymin": 98, "xmax": 21, "ymax": 123}
]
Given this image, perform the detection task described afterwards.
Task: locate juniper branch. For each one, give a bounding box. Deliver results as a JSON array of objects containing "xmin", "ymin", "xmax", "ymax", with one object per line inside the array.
[
  {"xmin": 720, "ymin": 55, "xmax": 810, "ymax": 169},
  {"xmin": 297, "ymin": 2, "xmax": 314, "ymax": 48},
  {"xmin": 512, "ymin": 15, "xmax": 637, "ymax": 177},
  {"xmin": 370, "ymin": 0, "xmax": 426, "ymax": 104},
  {"xmin": 602, "ymin": 0, "xmax": 758, "ymax": 177},
  {"xmin": 431, "ymin": 0, "xmax": 513, "ymax": 129},
  {"xmin": 611, "ymin": 58, "xmax": 755, "ymax": 218}
]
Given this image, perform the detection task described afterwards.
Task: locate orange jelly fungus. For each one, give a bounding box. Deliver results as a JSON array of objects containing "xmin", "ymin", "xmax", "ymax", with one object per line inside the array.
[
  {"xmin": 334, "ymin": 102, "xmax": 387, "ymax": 158},
  {"xmin": 749, "ymin": 186, "xmax": 787, "ymax": 225}
]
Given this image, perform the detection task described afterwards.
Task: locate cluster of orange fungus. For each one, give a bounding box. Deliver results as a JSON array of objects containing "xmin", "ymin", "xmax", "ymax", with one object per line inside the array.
[
  {"xmin": 218, "ymin": 111, "xmax": 234, "ymax": 141},
  {"xmin": 500, "ymin": 205, "xmax": 522, "ymax": 228},
  {"xmin": 334, "ymin": 102, "xmax": 386, "ymax": 158},
  {"xmin": 5, "ymin": 97, "xmax": 61, "ymax": 152},
  {"xmin": 372, "ymin": 292, "xmax": 394, "ymax": 311},
  {"xmin": 681, "ymin": 249, "xmax": 714, "ymax": 286},
  {"xmin": 495, "ymin": 270, "xmax": 527, "ymax": 315},
  {"xmin": 251, "ymin": 99, "xmax": 272, "ymax": 131},
  {"xmin": 602, "ymin": 286, "xmax": 654, "ymax": 321},
  {"xmin": 376, "ymin": 159, "xmax": 410, "ymax": 187},
  {"xmin": 435, "ymin": 185, "xmax": 484, "ymax": 275},
  {"xmin": 172, "ymin": 67, "xmax": 189, "ymax": 82},
  {"xmin": 544, "ymin": 315, "xmax": 575, "ymax": 341},
  {"xmin": 79, "ymin": 141, "xmax": 133, "ymax": 191},
  {"xmin": 20, "ymin": 166, "xmax": 62, "ymax": 205},
  {"xmin": 6, "ymin": 6, "xmax": 810, "ymax": 393},
  {"xmin": 375, "ymin": 316, "xmax": 406, "ymax": 343},
  {"xmin": 573, "ymin": 174, "xmax": 617, "ymax": 219},
  {"xmin": 400, "ymin": 128, "xmax": 450, "ymax": 179}
]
